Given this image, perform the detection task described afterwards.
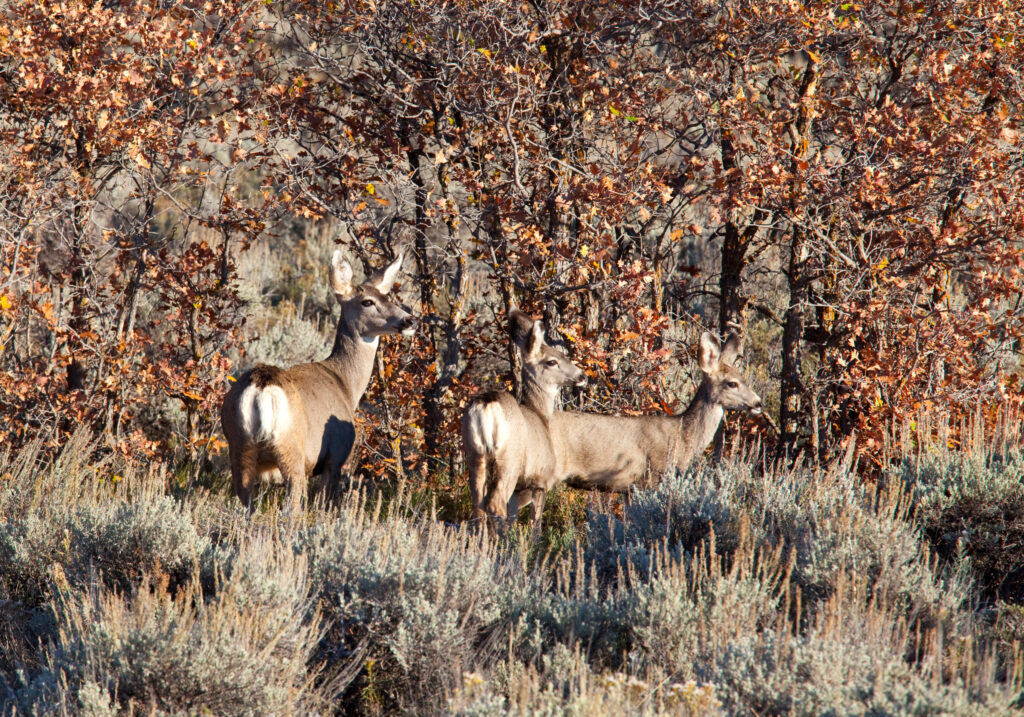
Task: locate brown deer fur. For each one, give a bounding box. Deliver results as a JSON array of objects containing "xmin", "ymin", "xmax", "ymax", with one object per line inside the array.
[
  {"xmin": 221, "ymin": 251, "xmax": 416, "ymax": 512},
  {"xmin": 550, "ymin": 330, "xmax": 762, "ymax": 494},
  {"xmin": 462, "ymin": 311, "xmax": 586, "ymax": 534}
]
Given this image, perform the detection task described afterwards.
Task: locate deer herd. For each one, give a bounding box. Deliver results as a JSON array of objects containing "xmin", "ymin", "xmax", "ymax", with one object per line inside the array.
[{"xmin": 221, "ymin": 252, "xmax": 763, "ymax": 534}]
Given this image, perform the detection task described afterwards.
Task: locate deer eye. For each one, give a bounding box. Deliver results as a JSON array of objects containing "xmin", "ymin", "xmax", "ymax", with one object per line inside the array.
[
  {"xmin": 726, "ymin": 380, "xmax": 739, "ymax": 388},
  {"xmin": 546, "ymin": 360, "xmax": 558, "ymax": 367},
  {"xmin": 361, "ymin": 299, "xmax": 375, "ymax": 308}
]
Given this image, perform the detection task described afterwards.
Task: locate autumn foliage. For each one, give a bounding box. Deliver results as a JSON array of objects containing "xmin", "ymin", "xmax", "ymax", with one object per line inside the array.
[{"xmin": 2, "ymin": 0, "xmax": 1022, "ymax": 475}]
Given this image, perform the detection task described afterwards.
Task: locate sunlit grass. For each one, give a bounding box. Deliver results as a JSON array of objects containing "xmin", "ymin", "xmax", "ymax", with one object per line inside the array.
[{"xmin": 1, "ymin": 414, "xmax": 1022, "ymax": 714}]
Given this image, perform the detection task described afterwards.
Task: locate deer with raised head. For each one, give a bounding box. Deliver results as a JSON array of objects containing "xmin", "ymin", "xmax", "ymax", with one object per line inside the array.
[
  {"xmin": 462, "ymin": 310, "xmax": 586, "ymax": 535},
  {"xmin": 550, "ymin": 328, "xmax": 762, "ymax": 494},
  {"xmin": 221, "ymin": 251, "xmax": 417, "ymax": 512}
]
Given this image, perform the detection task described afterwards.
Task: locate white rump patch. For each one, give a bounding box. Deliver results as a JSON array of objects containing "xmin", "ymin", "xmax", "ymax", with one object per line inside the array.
[
  {"xmin": 465, "ymin": 401, "xmax": 509, "ymax": 455},
  {"xmin": 239, "ymin": 384, "xmax": 292, "ymax": 444}
]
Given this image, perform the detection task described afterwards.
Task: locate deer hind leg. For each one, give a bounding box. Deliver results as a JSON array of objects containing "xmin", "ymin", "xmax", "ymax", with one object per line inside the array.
[
  {"xmin": 275, "ymin": 449, "xmax": 307, "ymax": 516},
  {"xmin": 230, "ymin": 443, "xmax": 259, "ymax": 512},
  {"xmin": 482, "ymin": 487, "xmax": 507, "ymax": 531},
  {"xmin": 482, "ymin": 460, "xmax": 519, "ymax": 532},
  {"xmin": 467, "ymin": 453, "xmax": 488, "ymax": 520}
]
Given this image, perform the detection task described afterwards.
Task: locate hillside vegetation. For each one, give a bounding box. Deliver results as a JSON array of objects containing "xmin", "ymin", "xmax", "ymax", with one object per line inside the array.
[
  {"xmin": 1, "ymin": 421, "xmax": 1022, "ymax": 715},
  {"xmin": 2, "ymin": 0, "xmax": 1021, "ymax": 474},
  {"xmin": 2, "ymin": 0, "xmax": 1023, "ymax": 713}
]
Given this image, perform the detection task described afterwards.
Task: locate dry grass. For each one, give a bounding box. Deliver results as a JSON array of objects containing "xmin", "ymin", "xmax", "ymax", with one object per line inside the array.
[{"xmin": 1, "ymin": 416, "xmax": 1022, "ymax": 715}]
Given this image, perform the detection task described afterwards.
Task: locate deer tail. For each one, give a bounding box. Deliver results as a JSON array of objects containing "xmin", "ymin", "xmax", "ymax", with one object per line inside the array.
[
  {"xmin": 464, "ymin": 399, "xmax": 508, "ymax": 456},
  {"xmin": 239, "ymin": 383, "xmax": 292, "ymax": 444}
]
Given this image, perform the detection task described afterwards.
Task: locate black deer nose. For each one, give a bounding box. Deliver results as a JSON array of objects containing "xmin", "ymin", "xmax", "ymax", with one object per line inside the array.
[{"xmin": 400, "ymin": 316, "xmax": 418, "ymax": 330}]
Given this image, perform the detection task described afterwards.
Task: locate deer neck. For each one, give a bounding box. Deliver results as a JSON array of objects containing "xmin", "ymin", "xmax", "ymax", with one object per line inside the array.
[
  {"xmin": 677, "ymin": 379, "xmax": 724, "ymax": 466},
  {"xmin": 522, "ymin": 377, "xmax": 558, "ymax": 421},
  {"xmin": 322, "ymin": 320, "xmax": 380, "ymax": 410}
]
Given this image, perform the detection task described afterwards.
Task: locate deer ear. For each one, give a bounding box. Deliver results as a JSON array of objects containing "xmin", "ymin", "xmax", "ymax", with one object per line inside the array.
[
  {"xmin": 524, "ymin": 320, "xmax": 546, "ymax": 362},
  {"xmin": 330, "ymin": 251, "xmax": 354, "ymax": 298},
  {"xmin": 509, "ymin": 309, "xmax": 535, "ymax": 350},
  {"xmin": 698, "ymin": 331, "xmax": 721, "ymax": 373},
  {"xmin": 720, "ymin": 329, "xmax": 744, "ymax": 365},
  {"xmin": 374, "ymin": 253, "xmax": 404, "ymax": 294}
]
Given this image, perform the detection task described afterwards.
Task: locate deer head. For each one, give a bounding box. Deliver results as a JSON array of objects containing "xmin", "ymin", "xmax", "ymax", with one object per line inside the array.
[
  {"xmin": 331, "ymin": 251, "xmax": 417, "ymax": 340},
  {"xmin": 512, "ymin": 310, "xmax": 587, "ymax": 392},
  {"xmin": 697, "ymin": 328, "xmax": 763, "ymax": 414}
]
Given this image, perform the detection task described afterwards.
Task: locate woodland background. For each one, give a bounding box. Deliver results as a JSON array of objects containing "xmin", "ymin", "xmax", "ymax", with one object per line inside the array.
[
  {"xmin": 3, "ymin": 0, "xmax": 1022, "ymax": 476},
  {"xmin": 2, "ymin": 0, "xmax": 1024, "ymax": 714}
]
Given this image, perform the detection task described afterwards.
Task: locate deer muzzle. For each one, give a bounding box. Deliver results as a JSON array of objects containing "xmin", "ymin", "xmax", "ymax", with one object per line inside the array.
[{"xmin": 399, "ymin": 315, "xmax": 418, "ymax": 336}]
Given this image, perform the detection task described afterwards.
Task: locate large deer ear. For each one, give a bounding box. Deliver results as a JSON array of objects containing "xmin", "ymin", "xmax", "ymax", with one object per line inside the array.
[
  {"xmin": 509, "ymin": 309, "xmax": 535, "ymax": 350},
  {"xmin": 331, "ymin": 251, "xmax": 354, "ymax": 298},
  {"xmin": 524, "ymin": 319, "xmax": 546, "ymax": 362},
  {"xmin": 373, "ymin": 253, "xmax": 404, "ymax": 294},
  {"xmin": 720, "ymin": 327, "xmax": 744, "ymax": 365},
  {"xmin": 698, "ymin": 331, "xmax": 721, "ymax": 373}
]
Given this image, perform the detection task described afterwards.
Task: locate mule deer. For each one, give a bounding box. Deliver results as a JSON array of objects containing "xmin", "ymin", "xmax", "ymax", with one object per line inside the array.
[
  {"xmin": 551, "ymin": 328, "xmax": 762, "ymax": 493},
  {"xmin": 221, "ymin": 251, "xmax": 417, "ymax": 512},
  {"xmin": 462, "ymin": 310, "xmax": 586, "ymax": 535}
]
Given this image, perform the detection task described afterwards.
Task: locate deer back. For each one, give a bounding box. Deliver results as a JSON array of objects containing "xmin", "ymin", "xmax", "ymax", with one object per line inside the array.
[{"xmin": 551, "ymin": 328, "xmax": 762, "ymax": 494}]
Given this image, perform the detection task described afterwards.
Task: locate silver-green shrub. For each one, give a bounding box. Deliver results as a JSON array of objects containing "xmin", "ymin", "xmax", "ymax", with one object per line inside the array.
[
  {"xmin": 297, "ymin": 494, "xmax": 537, "ymax": 712},
  {"xmin": 902, "ymin": 447, "xmax": 1024, "ymax": 602},
  {"xmin": 11, "ymin": 540, "xmax": 320, "ymax": 715},
  {"xmin": 588, "ymin": 459, "xmax": 944, "ymax": 612},
  {"xmin": 242, "ymin": 310, "xmax": 331, "ymax": 368},
  {"xmin": 1, "ymin": 433, "xmax": 1021, "ymax": 716},
  {"xmin": 0, "ymin": 451, "xmax": 212, "ymax": 603}
]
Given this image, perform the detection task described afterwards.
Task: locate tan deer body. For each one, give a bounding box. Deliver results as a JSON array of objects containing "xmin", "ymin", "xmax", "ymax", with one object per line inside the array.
[
  {"xmin": 462, "ymin": 311, "xmax": 586, "ymax": 533},
  {"xmin": 221, "ymin": 251, "xmax": 416, "ymax": 512},
  {"xmin": 552, "ymin": 330, "xmax": 762, "ymax": 493}
]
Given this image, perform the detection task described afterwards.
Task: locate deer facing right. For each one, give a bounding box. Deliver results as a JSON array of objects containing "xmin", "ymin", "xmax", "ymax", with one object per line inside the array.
[
  {"xmin": 221, "ymin": 251, "xmax": 416, "ymax": 513},
  {"xmin": 550, "ymin": 328, "xmax": 763, "ymax": 494},
  {"xmin": 462, "ymin": 310, "xmax": 586, "ymax": 533}
]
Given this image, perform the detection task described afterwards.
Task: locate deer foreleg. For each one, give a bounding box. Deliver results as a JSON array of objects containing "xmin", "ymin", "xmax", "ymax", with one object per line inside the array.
[
  {"xmin": 529, "ymin": 489, "xmax": 546, "ymax": 540},
  {"xmin": 320, "ymin": 456, "xmax": 347, "ymax": 504},
  {"xmin": 505, "ymin": 490, "xmax": 528, "ymax": 524}
]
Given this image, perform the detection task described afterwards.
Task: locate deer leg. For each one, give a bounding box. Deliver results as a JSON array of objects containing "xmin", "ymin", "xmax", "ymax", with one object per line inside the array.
[
  {"xmin": 482, "ymin": 487, "xmax": 508, "ymax": 528},
  {"xmin": 332, "ymin": 427, "xmax": 363, "ymax": 500},
  {"xmin": 623, "ymin": 488, "xmax": 633, "ymax": 508},
  {"xmin": 506, "ymin": 490, "xmax": 530, "ymax": 527},
  {"xmin": 230, "ymin": 443, "xmax": 259, "ymax": 512},
  {"xmin": 277, "ymin": 451, "xmax": 307, "ymax": 516},
  {"xmin": 467, "ymin": 453, "xmax": 488, "ymax": 521},
  {"xmin": 529, "ymin": 489, "xmax": 546, "ymax": 540},
  {"xmin": 483, "ymin": 464, "xmax": 518, "ymax": 532},
  {"xmin": 320, "ymin": 455, "xmax": 345, "ymax": 504}
]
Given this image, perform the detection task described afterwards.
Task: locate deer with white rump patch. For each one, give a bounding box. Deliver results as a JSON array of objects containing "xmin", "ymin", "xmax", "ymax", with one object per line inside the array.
[
  {"xmin": 462, "ymin": 310, "xmax": 586, "ymax": 535},
  {"xmin": 550, "ymin": 327, "xmax": 763, "ymax": 494},
  {"xmin": 221, "ymin": 251, "xmax": 417, "ymax": 512}
]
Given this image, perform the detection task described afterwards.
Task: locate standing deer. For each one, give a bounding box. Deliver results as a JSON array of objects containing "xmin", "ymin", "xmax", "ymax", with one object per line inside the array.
[
  {"xmin": 462, "ymin": 310, "xmax": 586, "ymax": 535},
  {"xmin": 221, "ymin": 251, "xmax": 417, "ymax": 512},
  {"xmin": 550, "ymin": 328, "xmax": 762, "ymax": 493}
]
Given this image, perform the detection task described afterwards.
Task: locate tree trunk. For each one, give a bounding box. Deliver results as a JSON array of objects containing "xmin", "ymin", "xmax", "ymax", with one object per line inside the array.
[
  {"xmin": 406, "ymin": 144, "xmax": 445, "ymax": 459},
  {"xmin": 777, "ymin": 60, "xmax": 818, "ymax": 461},
  {"xmin": 779, "ymin": 230, "xmax": 807, "ymax": 459},
  {"xmin": 714, "ymin": 114, "xmax": 765, "ymax": 460}
]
